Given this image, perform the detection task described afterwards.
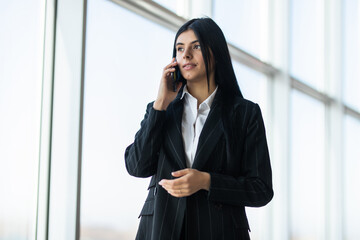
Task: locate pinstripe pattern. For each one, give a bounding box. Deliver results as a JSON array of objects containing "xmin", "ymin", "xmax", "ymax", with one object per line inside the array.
[
  {"xmin": 207, "ymin": 202, "xmax": 213, "ymax": 240},
  {"xmin": 170, "ymin": 199, "xmax": 181, "ymax": 239},
  {"xmin": 192, "ymin": 117, "xmax": 222, "ymax": 169},
  {"xmin": 196, "ymin": 197, "xmax": 200, "ymax": 239},
  {"xmin": 166, "ymin": 98, "xmax": 187, "ymax": 169},
  {"xmin": 167, "ymin": 131, "xmax": 186, "ymax": 169},
  {"xmin": 221, "ymin": 208, "xmax": 224, "ymax": 240},
  {"xmin": 158, "ymin": 192, "xmax": 170, "ymax": 240},
  {"xmin": 125, "ymin": 89, "xmax": 273, "ymax": 240}
]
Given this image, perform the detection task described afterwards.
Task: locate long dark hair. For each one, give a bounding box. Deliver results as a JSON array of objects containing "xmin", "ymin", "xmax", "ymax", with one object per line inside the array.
[
  {"xmin": 173, "ymin": 18, "xmax": 244, "ymax": 151},
  {"xmin": 172, "ymin": 17, "xmax": 243, "ymax": 101}
]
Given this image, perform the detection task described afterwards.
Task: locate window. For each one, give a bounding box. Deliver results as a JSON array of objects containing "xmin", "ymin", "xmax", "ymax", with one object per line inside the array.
[
  {"xmin": 233, "ymin": 62, "xmax": 269, "ymax": 121},
  {"xmin": 80, "ymin": 0, "xmax": 174, "ymax": 239},
  {"xmin": 289, "ymin": 90, "xmax": 325, "ymax": 240},
  {"xmin": 0, "ymin": 0, "xmax": 45, "ymax": 239},
  {"xmin": 343, "ymin": 116, "xmax": 360, "ymax": 240},
  {"xmin": 3, "ymin": 1, "xmax": 359, "ymax": 239},
  {"xmin": 343, "ymin": 0, "xmax": 360, "ymax": 112},
  {"xmin": 213, "ymin": 0, "xmax": 269, "ymax": 59},
  {"xmin": 290, "ymin": 0, "xmax": 324, "ymax": 90}
]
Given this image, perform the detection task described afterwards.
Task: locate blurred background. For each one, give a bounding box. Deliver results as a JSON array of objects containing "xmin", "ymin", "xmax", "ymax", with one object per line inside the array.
[{"xmin": 0, "ymin": 0, "xmax": 359, "ymax": 239}]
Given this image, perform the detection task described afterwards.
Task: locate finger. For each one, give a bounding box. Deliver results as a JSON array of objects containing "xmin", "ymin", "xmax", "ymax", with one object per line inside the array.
[
  {"xmin": 159, "ymin": 179, "xmax": 183, "ymax": 189},
  {"xmin": 167, "ymin": 190, "xmax": 182, "ymax": 197},
  {"xmin": 164, "ymin": 67, "xmax": 176, "ymax": 74},
  {"xmin": 159, "ymin": 179, "xmax": 181, "ymax": 188},
  {"xmin": 164, "ymin": 58, "xmax": 177, "ymax": 70},
  {"xmin": 167, "ymin": 188, "xmax": 189, "ymax": 198},
  {"xmin": 163, "ymin": 67, "xmax": 176, "ymax": 78},
  {"xmin": 172, "ymin": 168, "xmax": 190, "ymax": 177}
]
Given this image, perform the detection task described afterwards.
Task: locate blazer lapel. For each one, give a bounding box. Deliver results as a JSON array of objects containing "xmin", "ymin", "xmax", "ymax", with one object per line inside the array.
[
  {"xmin": 165, "ymin": 96, "xmax": 187, "ymax": 169},
  {"xmin": 192, "ymin": 91, "xmax": 224, "ymax": 170}
]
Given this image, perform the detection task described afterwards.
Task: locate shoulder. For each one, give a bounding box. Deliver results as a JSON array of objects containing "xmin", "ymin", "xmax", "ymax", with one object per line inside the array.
[
  {"xmin": 232, "ymin": 96, "xmax": 261, "ymax": 115},
  {"xmin": 228, "ymin": 97, "xmax": 265, "ymax": 131},
  {"xmin": 146, "ymin": 101, "xmax": 155, "ymax": 110}
]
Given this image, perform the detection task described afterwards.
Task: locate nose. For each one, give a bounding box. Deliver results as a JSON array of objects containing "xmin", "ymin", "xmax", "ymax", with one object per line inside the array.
[{"xmin": 183, "ymin": 47, "xmax": 192, "ymax": 59}]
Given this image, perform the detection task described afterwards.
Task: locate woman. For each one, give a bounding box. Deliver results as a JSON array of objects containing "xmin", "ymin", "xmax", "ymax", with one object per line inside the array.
[{"xmin": 125, "ymin": 18, "xmax": 273, "ymax": 240}]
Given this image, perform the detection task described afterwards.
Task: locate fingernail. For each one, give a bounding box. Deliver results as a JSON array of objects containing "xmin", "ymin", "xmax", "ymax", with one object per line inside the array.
[{"xmin": 158, "ymin": 180, "xmax": 163, "ymax": 185}]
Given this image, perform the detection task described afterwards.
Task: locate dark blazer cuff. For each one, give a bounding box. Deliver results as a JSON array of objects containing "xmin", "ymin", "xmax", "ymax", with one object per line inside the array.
[
  {"xmin": 207, "ymin": 172, "xmax": 228, "ymax": 203},
  {"xmin": 207, "ymin": 172, "xmax": 273, "ymax": 207}
]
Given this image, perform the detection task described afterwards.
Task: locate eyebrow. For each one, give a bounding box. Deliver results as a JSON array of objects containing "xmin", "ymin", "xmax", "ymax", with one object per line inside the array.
[{"xmin": 176, "ymin": 40, "xmax": 199, "ymax": 46}]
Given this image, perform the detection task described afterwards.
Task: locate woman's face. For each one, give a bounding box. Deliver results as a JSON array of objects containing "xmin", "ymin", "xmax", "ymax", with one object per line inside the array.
[{"xmin": 175, "ymin": 30, "xmax": 214, "ymax": 83}]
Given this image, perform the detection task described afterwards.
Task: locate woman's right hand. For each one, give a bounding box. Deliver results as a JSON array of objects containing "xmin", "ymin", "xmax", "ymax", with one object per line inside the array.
[{"xmin": 153, "ymin": 58, "xmax": 183, "ymax": 111}]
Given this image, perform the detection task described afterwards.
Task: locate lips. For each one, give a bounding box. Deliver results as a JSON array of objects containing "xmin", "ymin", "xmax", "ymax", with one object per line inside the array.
[{"xmin": 183, "ymin": 63, "xmax": 196, "ymax": 70}]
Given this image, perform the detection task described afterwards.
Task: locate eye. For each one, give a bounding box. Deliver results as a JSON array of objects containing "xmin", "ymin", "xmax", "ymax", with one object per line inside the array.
[
  {"xmin": 194, "ymin": 44, "xmax": 201, "ymax": 50},
  {"xmin": 177, "ymin": 47, "xmax": 184, "ymax": 52}
]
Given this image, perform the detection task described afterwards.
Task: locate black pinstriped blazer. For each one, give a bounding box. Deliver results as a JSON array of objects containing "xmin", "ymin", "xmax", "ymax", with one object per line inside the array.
[{"xmin": 125, "ymin": 88, "xmax": 273, "ymax": 240}]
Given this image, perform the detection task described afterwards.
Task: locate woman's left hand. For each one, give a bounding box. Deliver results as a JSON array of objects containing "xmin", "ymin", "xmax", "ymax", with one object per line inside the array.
[{"xmin": 159, "ymin": 169, "xmax": 210, "ymax": 198}]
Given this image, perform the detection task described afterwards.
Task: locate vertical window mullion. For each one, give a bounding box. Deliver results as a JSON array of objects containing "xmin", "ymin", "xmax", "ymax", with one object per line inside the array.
[
  {"xmin": 324, "ymin": 0, "xmax": 344, "ymax": 239},
  {"xmin": 47, "ymin": 0, "xmax": 87, "ymax": 239},
  {"xmin": 36, "ymin": 0, "xmax": 57, "ymax": 239}
]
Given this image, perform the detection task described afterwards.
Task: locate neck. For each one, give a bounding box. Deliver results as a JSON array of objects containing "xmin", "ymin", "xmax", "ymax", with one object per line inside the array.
[{"xmin": 186, "ymin": 76, "xmax": 216, "ymax": 107}]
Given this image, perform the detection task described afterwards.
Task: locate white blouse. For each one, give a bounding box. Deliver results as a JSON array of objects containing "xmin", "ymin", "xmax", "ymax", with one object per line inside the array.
[{"xmin": 180, "ymin": 85, "xmax": 218, "ymax": 167}]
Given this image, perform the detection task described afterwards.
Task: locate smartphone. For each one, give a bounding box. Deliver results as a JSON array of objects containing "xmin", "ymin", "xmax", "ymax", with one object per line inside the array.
[
  {"xmin": 171, "ymin": 64, "xmax": 181, "ymax": 92},
  {"xmin": 171, "ymin": 60, "xmax": 184, "ymax": 92}
]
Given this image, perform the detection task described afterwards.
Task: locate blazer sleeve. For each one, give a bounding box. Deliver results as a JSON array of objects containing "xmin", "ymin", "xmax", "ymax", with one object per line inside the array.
[
  {"xmin": 208, "ymin": 103, "xmax": 273, "ymax": 207},
  {"xmin": 124, "ymin": 102, "xmax": 166, "ymax": 178}
]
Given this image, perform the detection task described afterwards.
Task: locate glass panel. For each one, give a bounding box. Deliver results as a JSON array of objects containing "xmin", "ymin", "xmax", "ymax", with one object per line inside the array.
[
  {"xmin": 290, "ymin": 0, "xmax": 324, "ymax": 90},
  {"xmin": 233, "ymin": 62, "xmax": 270, "ymax": 240},
  {"xmin": 289, "ymin": 90, "xmax": 325, "ymax": 240},
  {"xmin": 0, "ymin": 1, "xmax": 45, "ymax": 239},
  {"xmin": 344, "ymin": 116, "xmax": 360, "ymax": 240},
  {"xmin": 80, "ymin": 0, "xmax": 175, "ymax": 239},
  {"xmin": 213, "ymin": 0, "xmax": 268, "ymax": 59},
  {"xmin": 233, "ymin": 62, "xmax": 269, "ymax": 127},
  {"xmin": 343, "ymin": 0, "xmax": 360, "ymax": 111}
]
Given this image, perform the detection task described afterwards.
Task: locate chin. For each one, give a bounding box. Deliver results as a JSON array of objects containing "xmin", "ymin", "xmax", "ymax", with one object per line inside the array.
[
  {"xmin": 184, "ymin": 77, "xmax": 196, "ymax": 83},
  {"xmin": 185, "ymin": 74, "xmax": 207, "ymax": 83},
  {"xmin": 184, "ymin": 74, "xmax": 201, "ymax": 81}
]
